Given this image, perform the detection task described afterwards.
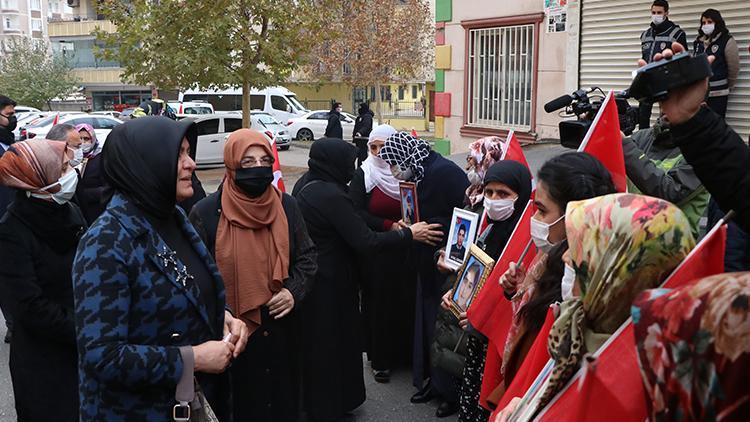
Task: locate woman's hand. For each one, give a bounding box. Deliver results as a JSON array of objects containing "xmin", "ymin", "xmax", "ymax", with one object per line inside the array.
[
  {"xmin": 409, "ymin": 222, "xmax": 443, "ymax": 246},
  {"xmin": 495, "ymin": 397, "xmax": 522, "ymax": 422},
  {"xmin": 390, "ymin": 220, "xmax": 408, "ymax": 231},
  {"xmin": 436, "ymin": 250, "xmax": 455, "ymax": 274},
  {"xmin": 500, "ymin": 261, "xmax": 525, "ymax": 296},
  {"xmin": 223, "ymin": 311, "xmax": 249, "ymax": 358},
  {"xmin": 193, "ymin": 341, "xmax": 235, "ymax": 374},
  {"xmin": 268, "ymin": 288, "xmax": 295, "ymax": 319},
  {"xmin": 440, "ymin": 289, "xmax": 453, "ymax": 311},
  {"xmin": 638, "ymin": 41, "xmax": 715, "ymax": 126}
]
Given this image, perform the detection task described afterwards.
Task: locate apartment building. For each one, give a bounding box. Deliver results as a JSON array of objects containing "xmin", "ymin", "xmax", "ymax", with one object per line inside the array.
[{"xmin": 0, "ymin": 0, "xmax": 49, "ymax": 53}]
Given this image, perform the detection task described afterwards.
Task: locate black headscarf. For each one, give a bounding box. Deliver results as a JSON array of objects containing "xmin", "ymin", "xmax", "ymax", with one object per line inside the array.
[
  {"xmin": 480, "ymin": 160, "xmax": 532, "ymax": 258},
  {"xmin": 102, "ymin": 116, "xmax": 197, "ymax": 219},
  {"xmin": 306, "ymin": 138, "xmax": 357, "ymax": 186}
]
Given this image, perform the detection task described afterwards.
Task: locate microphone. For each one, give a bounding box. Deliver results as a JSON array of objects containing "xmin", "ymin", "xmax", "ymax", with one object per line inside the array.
[{"xmin": 544, "ymin": 94, "xmax": 574, "ymax": 113}]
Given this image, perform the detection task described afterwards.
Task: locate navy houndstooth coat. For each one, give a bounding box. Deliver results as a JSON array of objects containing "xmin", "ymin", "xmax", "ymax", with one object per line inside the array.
[{"xmin": 72, "ymin": 193, "xmax": 230, "ymax": 421}]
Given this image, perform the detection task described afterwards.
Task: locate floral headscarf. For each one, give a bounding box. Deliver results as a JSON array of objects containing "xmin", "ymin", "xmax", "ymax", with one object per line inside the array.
[
  {"xmin": 632, "ymin": 273, "xmax": 750, "ymax": 421},
  {"xmin": 0, "ymin": 139, "xmax": 67, "ymax": 193},
  {"xmin": 536, "ymin": 193, "xmax": 695, "ymax": 412},
  {"xmin": 378, "ymin": 131, "xmax": 431, "ymax": 183},
  {"xmin": 465, "ymin": 136, "xmax": 504, "ymax": 206}
]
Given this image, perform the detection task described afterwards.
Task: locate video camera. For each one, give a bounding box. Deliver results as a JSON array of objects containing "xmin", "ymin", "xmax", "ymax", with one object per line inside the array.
[
  {"xmin": 545, "ymin": 52, "xmax": 712, "ymax": 149},
  {"xmin": 544, "ymin": 88, "xmax": 637, "ymax": 149}
]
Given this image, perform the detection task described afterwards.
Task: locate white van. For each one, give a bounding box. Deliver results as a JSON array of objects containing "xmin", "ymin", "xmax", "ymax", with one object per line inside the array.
[{"xmin": 179, "ymin": 86, "xmax": 308, "ymax": 123}]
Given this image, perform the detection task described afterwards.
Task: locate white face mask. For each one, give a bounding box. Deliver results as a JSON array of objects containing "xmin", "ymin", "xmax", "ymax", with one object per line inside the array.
[
  {"xmin": 391, "ymin": 165, "xmax": 413, "ymax": 181},
  {"xmin": 651, "ymin": 14, "xmax": 665, "ymax": 25},
  {"xmin": 484, "ymin": 197, "xmax": 516, "ymax": 222},
  {"xmin": 530, "ymin": 214, "xmax": 564, "ymax": 253},
  {"xmin": 29, "ymin": 170, "xmax": 79, "ymax": 205},
  {"xmin": 702, "ymin": 24, "xmax": 715, "ymax": 36},
  {"xmin": 561, "ymin": 263, "xmax": 576, "ymax": 301},
  {"xmin": 68, "ymin": 147, "xmax": 84, "ymax": 168}
]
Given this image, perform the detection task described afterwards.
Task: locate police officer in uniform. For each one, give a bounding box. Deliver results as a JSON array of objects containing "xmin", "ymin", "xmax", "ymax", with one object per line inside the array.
[
  {"xmin": 693, "ymin": 8, "xmax": 740, "ymax": 118},
  {"xmin": 639, "ymin": 0, "xmax": 687, "ymax": 129}
]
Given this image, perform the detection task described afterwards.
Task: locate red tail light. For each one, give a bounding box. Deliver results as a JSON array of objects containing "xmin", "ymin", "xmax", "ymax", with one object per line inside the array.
[
  {"xmin": 286, "ymin": 120, "xmax": 293, "ymax": 126},
  {"xmin": 264, "ymin": 131, "xmax": 274, "ymax": 140}
]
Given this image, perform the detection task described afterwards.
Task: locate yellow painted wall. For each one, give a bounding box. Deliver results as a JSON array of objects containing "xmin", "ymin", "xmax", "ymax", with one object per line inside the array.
[
  {"xmin": 72, "ymin": 68, "xmax": 122, "ymax": 84},
  {"xmin": 435, "ymin": 45, "xmax": 452, "ymax": 70},
  {"xmin": 287, "ymin": 83, "xmax": 353, "ymax": 112}
]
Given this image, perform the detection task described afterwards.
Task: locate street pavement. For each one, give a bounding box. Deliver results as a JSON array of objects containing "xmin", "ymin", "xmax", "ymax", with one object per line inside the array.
[{"xmin": 0, "ymin": 141, "xmax": 566, "ymax": 421}]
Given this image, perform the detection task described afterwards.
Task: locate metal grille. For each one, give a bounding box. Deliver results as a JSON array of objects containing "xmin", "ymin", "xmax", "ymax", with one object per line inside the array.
[
  {"xmin": 580, "ymin": 0, "xmax": 750, "ymax": 138},
  {"xmin": 468, "ymin": 24, "xmax": 535, "ymax": 130}
]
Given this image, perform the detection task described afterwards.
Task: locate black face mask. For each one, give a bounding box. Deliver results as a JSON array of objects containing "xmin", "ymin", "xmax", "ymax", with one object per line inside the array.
[
  {"xmin": 0, "ymin": 114, "xmax": 16, "ymax": 145},
  {"xmin": 2, "ymin": 114, "xmax": 17, "ymax": 132},
  {"xmin": 235, "ymin": 166, "xmax": 274, "ymax": 197}
]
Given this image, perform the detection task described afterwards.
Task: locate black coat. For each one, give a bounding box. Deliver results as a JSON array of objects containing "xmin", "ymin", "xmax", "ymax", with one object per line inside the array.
[
  {"xmin": 672, "ymin": 106, "xmax": 750, "ymax": 232},
  {"xmin": 189, "ymin": 187, "xmax": 317, "ymax": 422},
  {"xmin": 325, "ymin": 111, "xmax": 343, "ymax": 139},
  {"xmin": 292, "ymin": 170, "xmax": 413, "ymax": 420},
  {"xmin": 0, "ymin": 194, "xmax": 86, "ymax": 422},
  {"xmin": 411, "ymin": 152, "xmax": 470, "ymax": 388},
  {"xmin": 0, "ymin": 146, "xmax": 12, "ymax": 218},
  {"xmin": 76, "ymin": 154, "xmax": 109, "ymax": 225},
  {"xmin": 353, "ymin": 110, "xmax": 374, "ymax": 139}
]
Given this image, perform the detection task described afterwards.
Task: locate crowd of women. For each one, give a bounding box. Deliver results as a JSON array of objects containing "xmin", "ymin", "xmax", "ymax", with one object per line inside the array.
[{"xmin": 1, "ymin": 43, "xmax": 750, "ymax": 422}]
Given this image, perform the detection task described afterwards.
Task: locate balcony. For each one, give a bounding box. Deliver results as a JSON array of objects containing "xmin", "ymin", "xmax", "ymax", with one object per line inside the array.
[
  {"xmin": 0, "ymin": 0, "xmax": 19, "ymax": 12},
  {"xmin": 49, "ymin": 19, "xmax": 116, "ymax": 38}
]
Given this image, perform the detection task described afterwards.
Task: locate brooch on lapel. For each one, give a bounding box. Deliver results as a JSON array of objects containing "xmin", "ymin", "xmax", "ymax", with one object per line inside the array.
[{"xmin": 157, "ymin": 246, "xmax": 195, "ymax": 287}]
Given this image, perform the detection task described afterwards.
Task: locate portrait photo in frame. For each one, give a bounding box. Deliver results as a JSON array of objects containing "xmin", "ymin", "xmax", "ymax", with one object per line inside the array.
[
  {"xmin": 449, "ymin": 245, "xmax": 495, "ymax": 318},
  {"xmin": 444, "ymin": 208, "xmax": 480, "ymax": 270},
  {"xmin": 399, "ymin": 182, "xmax": 419, "ymax": 225}
]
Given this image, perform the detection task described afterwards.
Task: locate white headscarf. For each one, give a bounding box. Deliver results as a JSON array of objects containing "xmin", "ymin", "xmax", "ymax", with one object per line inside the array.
[{"xmin": 361, "ymin": 124, "xmax": 400, "ymax": 200}]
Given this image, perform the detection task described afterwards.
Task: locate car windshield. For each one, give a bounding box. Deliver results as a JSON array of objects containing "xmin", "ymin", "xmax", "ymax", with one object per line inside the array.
[
  {"xmin": 256, "ymin": 114, "xmax": 282, "ymax": 126},
  {"xmin": 285, "ymin": 95, "xmax": 307, "ymax": 112},
  {"xmin": 26, "ymin": 115, "xmax": 56, "ymax": 128},
  {"xmin": 184, "ymin": 107, "xmax": 213, "ymax": 115}
]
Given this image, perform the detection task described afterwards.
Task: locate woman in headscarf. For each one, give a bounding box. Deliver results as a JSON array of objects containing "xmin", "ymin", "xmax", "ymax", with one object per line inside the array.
[
  {"xmin": 633, "ymin": 272, "xmax": 750, "ymax": 421},
  {"xmin": 72, "ymin": 116, "xmax": 249, "ymax": 421},
  {"xmin": 435, "ymin": 160, "xmax": 532, "ymax": 421},
  {"xmin": 503, "ymin": 193, "xmax": 695, "ymax": 419},
  {"xmin": 292, "ymin": 137, "xmax": 443, "ymax": 421},
  {"xmin": 464, "ymin": 136, "xmax": 505, "ymax": 212},
  {"xmin": 74, "ymin": 123, "xmax": 107, "ymax": 224},
  {"xmin": 189, "ymin": 129, "xmax": 317, "ymax": 421},
  {"xmin": 349, "ymin": 124, "xmax": 415, "ymax": 384},
  {"xmin": 0, "ymin": 139, "xmax": 85, "ymax": 421},
  {"xmin": 379, "ymin": 132, "xmax": 471, "ymax": 403}
]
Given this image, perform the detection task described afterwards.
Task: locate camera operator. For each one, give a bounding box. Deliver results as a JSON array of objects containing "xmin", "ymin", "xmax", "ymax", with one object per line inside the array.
[
  {"xmin": 644, "ymin": 42, "xmax": 750, "ymax": 270},
  {"xmin": 622, "ymin": 115, "xmax": 708, "ymax": 238},
  {"xmin": 639, "ymin": 0, "xmax": 687, "ymax": 130}
]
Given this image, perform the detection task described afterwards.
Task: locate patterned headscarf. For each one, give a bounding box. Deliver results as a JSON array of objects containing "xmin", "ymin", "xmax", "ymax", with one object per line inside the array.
[
  {"xmin": 465, "ymin": 136, "xmax": 504, "ymax": 206},
  {"xmin": 75, "ymin": 123, "xmax": 100, "ymax": 158},
  {"xmin": 0, "ymin": 139, "xmax": 67, "ymax": 193},
  {"xmin": 536, "ymin": 193, "xmax": 695, "ymax": 412},
  {"xmin": 378, "ymin": 131, "xmax": 431, "ymax": 183},
  {"xmin": 632, "ymin": 273, "xmax": 750, "ymax": 421}
]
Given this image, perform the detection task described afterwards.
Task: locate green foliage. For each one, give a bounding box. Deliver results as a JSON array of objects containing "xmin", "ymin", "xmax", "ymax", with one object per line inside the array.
[
  {"xmin": 94, "ymin": 0, "xmax": 335, "ymax": 123},
  {"xmin": 0, "ymin": 38, "xmax": 79, "ymax": 110}
]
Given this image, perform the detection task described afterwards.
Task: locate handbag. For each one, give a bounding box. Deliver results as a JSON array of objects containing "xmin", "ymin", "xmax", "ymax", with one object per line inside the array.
[{"xmin": 173, "ymin": 348, "xmax": 219, "ymax": 422}]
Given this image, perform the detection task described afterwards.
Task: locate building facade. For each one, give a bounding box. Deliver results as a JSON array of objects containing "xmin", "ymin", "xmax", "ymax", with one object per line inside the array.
[{"xmin": 0, "ymin": 0, "xmax": 50, "ymax": 53}]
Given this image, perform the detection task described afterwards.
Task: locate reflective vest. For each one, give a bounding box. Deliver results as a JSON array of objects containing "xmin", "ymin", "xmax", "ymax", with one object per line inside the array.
[
  {"xmin": 694, "ymin": 32, "xmax": 732, "ymax": 97},
  {"xmin": 641, "ymin": 21, "xmax": 685, "ymax": 63}
]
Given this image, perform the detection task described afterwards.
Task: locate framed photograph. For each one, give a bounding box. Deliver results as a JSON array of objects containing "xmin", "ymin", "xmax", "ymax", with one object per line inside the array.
[
  {"xmin": 399, "ymin": 182, "xmax": 419, "ymax": 225},
  {"xmin": 449, "ymin": 245, "xmax": 496, "ymax": 318},
  {"xmin": 444, "ymin": 208, "xmax": 480, "ymax": 270}
]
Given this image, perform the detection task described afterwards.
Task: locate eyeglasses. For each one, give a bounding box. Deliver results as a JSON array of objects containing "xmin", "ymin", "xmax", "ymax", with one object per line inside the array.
[{"xmin": 240, "ymin": 156, "xmax": 275, "ymax": 167}]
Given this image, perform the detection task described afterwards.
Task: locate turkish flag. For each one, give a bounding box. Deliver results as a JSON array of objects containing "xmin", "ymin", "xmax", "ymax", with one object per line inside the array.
[
  {"xmin": 467, "ymin": 201, "xmax": 537, "ymax": 407},
  {"xmin": 661, "ymin": 219, "xmax": 727, "ymax": 288},
  {"xmin": 577, "ymin": 91, "xmax": 627, "ymax": 192},
  {"xmin": 269, "ymin": 138, "xmax": 285, "ymax": 193},
  {"xmin": 536, "ymin": 220, "xmax": 728, "ymax": 421},
  {"xmin": 501, "ymin": 130, "xmax": 531, "ymax": 170},
  {"xmin": 490, "ymin": 307, "xmax": 555, "ymax": 418}
]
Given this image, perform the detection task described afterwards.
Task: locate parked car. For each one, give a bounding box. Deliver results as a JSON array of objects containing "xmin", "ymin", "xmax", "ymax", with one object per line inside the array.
[
  {"xmin": 180, "ymin": 114, "xmax": 246, "ymax": 167},
  {"xmin": 14, "ymin": 106, "xmax": 41, "ymax": 115},
  {"xmin": 286, "ymin": 110, "xmax": 356, "ymax": 141},
  {"xmin": 119, "ymin": 107, "xmax": 137, "ymax": 119},
  {"xmin": 13, "ymin": 112, "xmax": 47, "ymax": 141},
  {"xmin": 91, "ymin": 110, "xmax": 122, "ymax": 119},
  {"xmin": 168, "ymin": 101, "xmax": 214, "ymax": 115},
  {"xmin": 20, "ymin": 114, "xmax": 122, "ymax": 142},
  {"xmin": 251, "ymin": 111, "xmax": 292, "ymax": 150}
]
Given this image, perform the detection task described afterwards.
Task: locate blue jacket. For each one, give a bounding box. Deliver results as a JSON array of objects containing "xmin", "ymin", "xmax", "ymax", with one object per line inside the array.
[{"xmin": 72, "ymin": 193, "xmax": 228, "ymax": 421}]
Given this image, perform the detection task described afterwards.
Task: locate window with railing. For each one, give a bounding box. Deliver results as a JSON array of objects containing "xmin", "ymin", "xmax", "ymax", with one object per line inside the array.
[
  {"xmin": 52, "ymin": 39, "xmax": 120, "ymax": 68},
  {"xmin": 467, "ymin": 24, "xmax": 535, "ymax": 130},
  {"xmin": 3, "ymin": 16, "xmax": 19, "ymax": 30}
]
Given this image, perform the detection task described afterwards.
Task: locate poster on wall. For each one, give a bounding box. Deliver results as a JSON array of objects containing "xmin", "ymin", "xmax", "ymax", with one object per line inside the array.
[{"xmin": 545, "ymin": 0, "xmax": 568, "ymax": 33}]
